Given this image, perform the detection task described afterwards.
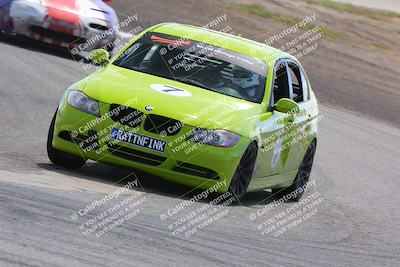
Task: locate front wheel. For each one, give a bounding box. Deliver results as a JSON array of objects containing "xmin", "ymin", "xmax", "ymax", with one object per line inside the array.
[
  {"xmin": 272, "ymin": 140, "xmax": 317, "ymax": 201},
  {"xmin": 229, "ymin": 142, "xmax": 257, "ymax": 201},
  {"xmin": 47, "ymin": 110, "xmax": 86, "ymax": 169}
]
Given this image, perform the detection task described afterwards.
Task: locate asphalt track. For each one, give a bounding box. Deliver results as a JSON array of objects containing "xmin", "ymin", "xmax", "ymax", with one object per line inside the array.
[{"xmin": 0, "ymin": 34, "xmax": 400, "ymax": 266}]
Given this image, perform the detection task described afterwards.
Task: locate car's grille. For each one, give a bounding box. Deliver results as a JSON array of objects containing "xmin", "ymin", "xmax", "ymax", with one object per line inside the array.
[
  {"xmin": 109, "ymin": 104, "xmax": 145, "ymax": 128},
  {"xmin": 30, "ymin": 26, "xmax": 86, "ymax": 44},
  {"xmin": 144, "ymin": 114, "xmax": 182, "ymax": 136},
  {"xmin": 172, "ymin": 162, "xmax": 219, "ymax": 179},
  {"xmin": 58, "ymin": 130, "xmax": 98, "ymax": 150},
  {"xmin": 107, "ymin": 143, "xmax": 166, "ymax": 166}
]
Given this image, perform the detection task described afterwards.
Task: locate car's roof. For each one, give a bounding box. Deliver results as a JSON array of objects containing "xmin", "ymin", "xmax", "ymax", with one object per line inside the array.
[{"xmin": 150, "ymin": 23, "xmax": 295, "ymax": 64}]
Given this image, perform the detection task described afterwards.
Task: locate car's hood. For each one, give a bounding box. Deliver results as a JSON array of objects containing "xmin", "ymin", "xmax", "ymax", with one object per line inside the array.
[{"xmin": 83, "ymin": 65, "xmax": 264, "ymax": 134}]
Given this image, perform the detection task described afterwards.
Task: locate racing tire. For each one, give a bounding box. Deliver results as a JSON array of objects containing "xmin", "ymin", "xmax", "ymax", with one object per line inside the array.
[
  {"xmin": 272, "ymin": 140, "xmax": 316, "ymax": 202},
  {"xmin": 229, "ymin": 142, "xmax": 257, "ymax": 202},
  {"xmin": 47, "ymin": 110, "xmax": 86, "ymax": 169}
]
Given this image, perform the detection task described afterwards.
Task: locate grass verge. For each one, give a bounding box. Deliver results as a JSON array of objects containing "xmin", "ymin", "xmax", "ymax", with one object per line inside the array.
[
  {"xmin": 307, "ymin": 0, "xmax": 400, "ymax": 20},
  {"xmin": 232, "ymin": 4, "xmax": 340, "ymax": 40}
]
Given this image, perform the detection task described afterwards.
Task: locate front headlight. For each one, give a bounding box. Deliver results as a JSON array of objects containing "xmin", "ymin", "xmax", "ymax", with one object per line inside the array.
[
  {"xmin": 67, "ymin": 91, "xmax": 100, "ymax": 117},
  {"xmin": 188, "ymin": 129, "xmax": 240, "ymax": 147}
]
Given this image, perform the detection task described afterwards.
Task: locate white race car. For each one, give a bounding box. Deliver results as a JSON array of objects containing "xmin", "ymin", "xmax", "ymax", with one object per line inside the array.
[{"xmin": 0, "ymin": 0, "xmax": 119, "ymax": 52}]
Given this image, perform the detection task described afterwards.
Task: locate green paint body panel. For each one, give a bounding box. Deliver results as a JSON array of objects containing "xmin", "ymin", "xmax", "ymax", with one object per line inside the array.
[{"xmin": 51, "ymin": 23, "xmax": 319, "ymax": 193}]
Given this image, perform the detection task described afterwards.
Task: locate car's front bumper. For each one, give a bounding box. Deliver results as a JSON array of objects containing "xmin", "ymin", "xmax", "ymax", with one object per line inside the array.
[{"xmin": 52, "ymin": 100, "xmax": 250, "ymax": 193}]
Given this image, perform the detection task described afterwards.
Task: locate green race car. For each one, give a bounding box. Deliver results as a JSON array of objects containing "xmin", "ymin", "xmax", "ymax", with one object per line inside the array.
[{"xmin": 47, "ymin": 23, "xmax": 319, "ymax": 201}]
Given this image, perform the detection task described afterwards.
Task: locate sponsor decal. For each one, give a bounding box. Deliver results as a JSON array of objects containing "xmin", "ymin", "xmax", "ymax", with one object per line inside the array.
[
  {"xmin": 271, "ymin": 137, "xmax": 282, "ymax": 168},
  {"xmin": 150, "ymin": 35, "xmax": 192, "ymax": 46}
]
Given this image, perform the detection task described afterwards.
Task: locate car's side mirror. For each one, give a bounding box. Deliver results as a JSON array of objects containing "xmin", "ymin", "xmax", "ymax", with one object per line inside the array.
[
  {"xmin": 88, "ymin": 49, "xmax": 110, "ymax": 65},
  {"xmin": 274, "ymin": 98, "xmax": 300, "ymax": 114}
]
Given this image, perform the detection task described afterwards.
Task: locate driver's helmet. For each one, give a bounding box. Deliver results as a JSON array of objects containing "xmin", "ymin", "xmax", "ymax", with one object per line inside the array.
[{"xmin": 231, "ymin": 67, "xmax": 259, "ymax": 90}]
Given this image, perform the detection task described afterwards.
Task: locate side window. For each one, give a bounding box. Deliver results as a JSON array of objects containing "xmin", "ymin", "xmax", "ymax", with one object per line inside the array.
[
  {"xmin": 287, "ymin": 63, "xmax": 304, "ymax": 103},
  {"xmin": 300, "ymin": 69, "xmax": 309, "ymax": 101},
  {"xmin": 273, "ymin": 61, "xmax": 290, "ymax": 104}
]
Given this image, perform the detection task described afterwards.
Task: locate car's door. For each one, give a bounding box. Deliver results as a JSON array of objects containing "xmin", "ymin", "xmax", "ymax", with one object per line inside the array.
[
  {"xmin": 285, "ymin": 60, "xmax": 312, "ymax": 170},
  {"xmin": 253, "ymin": 59, "xmax": 296, "ymax": 180}
]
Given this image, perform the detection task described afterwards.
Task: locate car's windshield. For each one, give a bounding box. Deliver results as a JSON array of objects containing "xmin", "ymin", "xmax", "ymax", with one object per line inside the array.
[{"xmin": 113, "ymin": 32, "xmax": 268, "ymax": 103}]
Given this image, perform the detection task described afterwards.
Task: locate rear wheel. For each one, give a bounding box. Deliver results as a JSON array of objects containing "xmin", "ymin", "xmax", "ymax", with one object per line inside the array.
[
  {"xmin": 229, "ymin": 142, "xmax": 257, "ymax": 201},
  {"xmin": 272, "ymin": 140, "xmax": 316, "ymax": 201},
  {"xmin": 47, "ymin": 110, "xmax": 86, "ymax": 169}
]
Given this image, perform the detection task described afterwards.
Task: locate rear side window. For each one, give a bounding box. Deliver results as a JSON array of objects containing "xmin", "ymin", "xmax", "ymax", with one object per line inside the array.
[
  {"xmin": 301, "ymin": 70, "xmax": 309, "ymax": 101},
  {"xmin": 287, "ymin": 63, "xmax": 304, "ymax": 103}
]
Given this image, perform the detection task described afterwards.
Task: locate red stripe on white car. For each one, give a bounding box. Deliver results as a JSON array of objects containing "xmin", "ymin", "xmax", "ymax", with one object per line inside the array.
[{"xmin": 43, "ymin": 0, "xmax": 82, "ymax": 46}]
